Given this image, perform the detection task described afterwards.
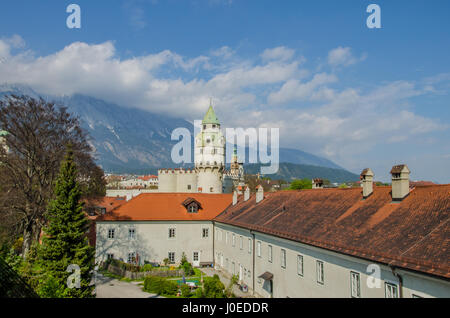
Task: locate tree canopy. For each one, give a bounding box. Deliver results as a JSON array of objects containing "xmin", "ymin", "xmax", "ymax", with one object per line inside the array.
[{"xmin": 0, "ymin": 95, "xmax": 106, "ymax": 257}]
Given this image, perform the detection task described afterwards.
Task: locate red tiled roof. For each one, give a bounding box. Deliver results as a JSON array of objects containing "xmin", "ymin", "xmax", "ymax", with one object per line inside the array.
[
  {"xmin": 97, "ymin": 193, "xmax": 232, "ymax": 221},
  {"xmin": 138, "ymin": 175, "xmax": 158, "ymax": 181},
  {"xmin": 410, "ymin": 181, "xmax": 436, "ymax": 187},
  {"xmin": 215, "ymin": 185, "xmax": 450, "ymax": 279}
]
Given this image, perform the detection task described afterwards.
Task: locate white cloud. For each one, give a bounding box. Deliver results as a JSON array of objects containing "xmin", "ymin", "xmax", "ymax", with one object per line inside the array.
[
  {"xmin": 0, "ymin": 37, "xmax": 447, "ymax": 177},
  {"xmin": 261, "ymin": 46, "xmax": 296, "ymax": 62},
  {"xmin": 327, "ymin": 46, "xmax": 366, "ymax": 67},
  {"xmin": 267, "ymin": 73, "xmax": 337, "ymax": 104}
]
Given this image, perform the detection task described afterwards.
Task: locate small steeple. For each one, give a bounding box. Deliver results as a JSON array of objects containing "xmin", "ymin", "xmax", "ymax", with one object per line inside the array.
[{"xmin": 202, "ymin": 99, "xmax": 220, "ymax": 125}]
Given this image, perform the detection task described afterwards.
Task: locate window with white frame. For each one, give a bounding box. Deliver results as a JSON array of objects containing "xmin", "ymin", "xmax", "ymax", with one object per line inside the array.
[
  {"xmin": 281, "ymin": 249, "xmax": 286, "ymax": 268},
  {"xmin": 127, "ymin": 252, "xmax": 136, "ymax": 263},
  {"xmin": 232, "ymin": 234, "xmax": 236, "ymax": 247},
  {"xmin": 248, "ymin": 238, "xmax": 252, "ymax": 254},
  {"xmin": 128, "ymin": 228, "xmax": 135, "ymax": 240},
  {"xmin": 168, "ymin": 228, "xmax": 176, "ymax": 238},
  {"xmin": 168, "ymin": 252, "xmax": 175, "ymax": 264},
  {"xmin": 257, "ymin": 241, "xmax": 261, "ymax": 257},
  {"xmin": 226, "ymin": 232, "xmax": 229, "ymax": 244},
  {"xmin": 202, "ymin": 228, "xmax": 209, "ymax": 238},
  {"xmin": 316, "ymin": 260, "xmax": 324, "ymax": 284},
  {"xmin": 268, "ymin": 245, "xmax": 273, "ymax": 263},
  {"xmin": 108, "ymin": 228, "xmax": 115, "ymax": 239},
  {"xmin": 239, "ymin": 236, "xmax": 243, "ymax": 250},
  {"xmin": 107, "ymin": 253, "xmax": 114, "ymax": 260},
  {"xmin": 188, "ymin": 204, "xmax": 198, "ymax": 213},
  {"xmin": 297, "ymin": 255, "xmax": 304, "ymax": 276},
  {"xmin": 219, "ymin": 230, "xmax": 222, "ymax": 241},
  {"xmin": 350, "ymin": 272, "xmax": 361, "ymax": 298},
  {"xmin": 385, "ymin": 283, "xmax": 398, "ymax": 298}
]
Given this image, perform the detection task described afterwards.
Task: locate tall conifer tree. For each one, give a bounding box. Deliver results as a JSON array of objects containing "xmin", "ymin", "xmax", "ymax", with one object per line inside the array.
[{"xmin": 39, "ymin": 145, "xmax": 95, "ymax": 297}]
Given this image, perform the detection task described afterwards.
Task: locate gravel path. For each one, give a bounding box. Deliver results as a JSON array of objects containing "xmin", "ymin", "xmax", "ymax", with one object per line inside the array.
[{"xmin": 94, "ymin": 273, "xmax": 163, "ymax": 298}]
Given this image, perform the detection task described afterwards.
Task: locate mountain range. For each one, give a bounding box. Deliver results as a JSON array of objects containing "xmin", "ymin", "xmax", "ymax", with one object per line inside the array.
[{"xmin": 0, "ymin": 84, "xmax": 359, "ymax": 182}]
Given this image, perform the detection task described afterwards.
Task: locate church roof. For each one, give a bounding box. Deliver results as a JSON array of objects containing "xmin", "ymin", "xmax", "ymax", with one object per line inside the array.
[
  {"xmin": 0, "ymin": 130, "xmax": 8, "ymax": 136},
  {"xmin": 202, "ymin": 105, "xmax": 220, "ymax": 125}
]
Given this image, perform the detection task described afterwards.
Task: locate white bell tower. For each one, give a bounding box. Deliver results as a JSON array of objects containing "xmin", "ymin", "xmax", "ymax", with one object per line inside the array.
[{"xmin": 194, "ymin": 101, "xmax": 225, "ymax": 193}]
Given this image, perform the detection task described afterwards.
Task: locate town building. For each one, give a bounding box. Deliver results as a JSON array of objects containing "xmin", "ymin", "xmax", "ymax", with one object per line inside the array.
[
  {"xmin": 94, "ymin": 163, "xmax": 450, "ymax": 298},
  {"xmin": 213, "ymin": 165, "xmax": 450, "ymax": 298},
  {"xmin": 118, "ymin": 175, "xmax": 158, "ymax": 189},
  {"xmin": 95, "ymin": 193, "xmax": 232, "ymax": 266}
]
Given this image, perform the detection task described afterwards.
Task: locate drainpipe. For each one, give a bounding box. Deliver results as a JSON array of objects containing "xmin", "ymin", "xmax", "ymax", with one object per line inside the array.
[
  {"xmin": 390, "ymin": 266, "xmax": 403, "ymax": 298},
  {"xmin": 212, "ymin": 221, "xmax": 215, "ymax": 269},
  {"xmin": 251, "ymin": 230, "xmax": 255, "ymax": 296}
]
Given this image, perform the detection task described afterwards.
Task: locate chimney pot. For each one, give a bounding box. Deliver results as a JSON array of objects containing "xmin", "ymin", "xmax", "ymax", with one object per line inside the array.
[
  {"xmin": 390, "ymin": 164, "xmax": 410, "ymax": 201},
  {"xmin": 360, "ymin": 168, "xmax": 374, "ymax": 199},
  {"xmin": 232, "ymin": 190, "xmax": 238, "ymax": 205},
  {"xmin": 244, "ymin": 186, "xmax": 250, "ymax": 201},
  {"xmin": 256, "ymin": 185, "xmax": 264, "ymax": 203}
]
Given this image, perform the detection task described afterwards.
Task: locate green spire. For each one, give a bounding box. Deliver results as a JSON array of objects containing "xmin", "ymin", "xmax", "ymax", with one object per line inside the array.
[
  {"xmin": 0, "ymin": 130, "xmax": 8, "ymax": 137},
  {"xmin": 202, "ymin": 102, "xmax": 220, "ymax": 125}
]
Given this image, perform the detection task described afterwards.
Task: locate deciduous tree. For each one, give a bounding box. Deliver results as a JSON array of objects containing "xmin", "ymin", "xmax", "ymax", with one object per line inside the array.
[{"xmin": 0, "ymin": 95, "xmax": 105, "ymax": 257}]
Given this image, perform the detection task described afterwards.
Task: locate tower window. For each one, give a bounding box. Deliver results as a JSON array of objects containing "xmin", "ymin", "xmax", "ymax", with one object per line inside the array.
[
  {"xmin": 212, "ymin": 124, "xmax": 216, "ymax": 128},
  {"xmin": 203, "ymin": 125, "xmax": 206, "ymax": 130},
  {"xmin": 210, "ymin": 187, "xmax": 213, "ymax": 192}
]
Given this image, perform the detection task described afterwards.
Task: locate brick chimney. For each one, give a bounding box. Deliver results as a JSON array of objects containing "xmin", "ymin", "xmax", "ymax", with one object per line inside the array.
[
  {"xmin": 360, "ymin": 168, "xmax": 374, "ymax": 199},
  {"xmin": 256, "ymin": 185, "xmax": 264, "ymax": 203},
  {"xmin": 244, "ymin": 186, "xmax": 250, "ymax": 201},
  {"xmin": 312, "ymin": 178, "xmax": 323, "ymax": 189},
  {"xmin": 232, "ymin": 190, "xmax": 238, "ymax": 205},
  {"xmin": 390, "ymin": 164, "xmax": 410, "ymax": 201}
]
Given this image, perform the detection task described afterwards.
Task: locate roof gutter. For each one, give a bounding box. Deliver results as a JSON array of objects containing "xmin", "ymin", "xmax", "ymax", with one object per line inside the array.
[
  {"xmin": 251, "ymin": 230, "xmax": 255, "ymax": 296},
  {"xmin": 390, "ymin": 266, "xmax": 404, "ymax": 298}
]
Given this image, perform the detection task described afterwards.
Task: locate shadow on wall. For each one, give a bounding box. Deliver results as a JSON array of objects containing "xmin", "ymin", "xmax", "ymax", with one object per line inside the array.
[{"xmin": 95, "ymin": 220, "xmax": 158, "ymax": 265}]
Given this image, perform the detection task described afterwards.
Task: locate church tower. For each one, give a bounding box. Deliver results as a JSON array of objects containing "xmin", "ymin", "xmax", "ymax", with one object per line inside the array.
[{"xmin": 194, "ymin": 102, "xmax": 225, "ymax": 193}]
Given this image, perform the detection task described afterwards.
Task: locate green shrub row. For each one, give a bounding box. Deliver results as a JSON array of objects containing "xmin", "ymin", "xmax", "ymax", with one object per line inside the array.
[{"xmin": 143, "ymin": 276, "xmax": 178, "ymax": 296}]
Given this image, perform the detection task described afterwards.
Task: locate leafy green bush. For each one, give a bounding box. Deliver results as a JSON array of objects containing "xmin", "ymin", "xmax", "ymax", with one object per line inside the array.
[
  {"xmin": 179, "ymin": 252, "xmax": 195, "ymax": 276},
  {"xmin": 194, "ymin": 287, "xmax": 204, "ymax": 298},
  {"xmin": 289, "ymin": 178, "xmax": 312, "ymax": 190},
  {"xmin": 203, "ymin": 274, "xmax": 225, "ymax": 298},
  {"xmin": 143, "ymin": 276, "xmax": 178, "ymax": 296},
  {"xmin": 180, "ymin": 284, "xmax": 192, "ymax": 298},
  {"xmin": 140, "ymin": 264, "xmax": 153, "ymax": 272}
]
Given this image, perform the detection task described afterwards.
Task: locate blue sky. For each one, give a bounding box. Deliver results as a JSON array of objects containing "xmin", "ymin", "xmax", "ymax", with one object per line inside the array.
[{"xmin": 0, "ymin": 0, "xmax": 449, "ymax": 182}]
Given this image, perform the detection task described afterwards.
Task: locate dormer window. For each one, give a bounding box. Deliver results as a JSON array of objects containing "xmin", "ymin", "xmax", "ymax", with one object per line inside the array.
[
  {"xmin": 188, "ymin": 204, "xmax": 198, "ymax": 213},
  {"xmin": 182, "ymin": 197, "xmax": 202, "ymax": 213}
]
